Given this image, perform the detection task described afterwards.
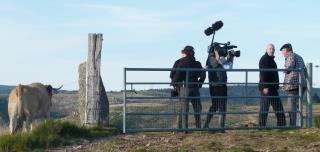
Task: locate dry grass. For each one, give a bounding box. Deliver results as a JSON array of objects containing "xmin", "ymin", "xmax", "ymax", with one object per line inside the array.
[
  {"xmin": 1, "ymin": 91, "xmax": 320, "ymax": 151},
  {"xmin": 61, "ymin": 128, "xmax": 320, "ymax": 152},
  {"xmin": 110, "ymin": 103, "xmax": 166, "ymax": 108},
  {"xmin": 0, "ymin": 126, "xmax": 8, "ymax": 136}
]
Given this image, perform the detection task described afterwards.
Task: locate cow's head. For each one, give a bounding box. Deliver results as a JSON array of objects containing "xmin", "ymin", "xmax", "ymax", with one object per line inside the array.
[
  {"xmin": 46, "ymin": 85, "xmax": 53, "ymax": 97},
  {"xmin": 45, "ymin": 85, "xmax": 63, "ymax": 98}
]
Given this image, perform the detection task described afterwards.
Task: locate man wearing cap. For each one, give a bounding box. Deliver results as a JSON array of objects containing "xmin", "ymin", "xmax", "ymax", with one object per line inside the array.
[
  {"xmin": 204, "ymin": 44, "xmax": 234, "ymax": 130},
  {"xmin": 170, "ymin": 45, "xmax": 206, "ymax": 129},
  {"xmin": 258, "ymin": 43, "xmax": 286, "ymax": 127},
  {"xmin": 280, "ymin": 43, "xmax": 307, "ymax": 126}
]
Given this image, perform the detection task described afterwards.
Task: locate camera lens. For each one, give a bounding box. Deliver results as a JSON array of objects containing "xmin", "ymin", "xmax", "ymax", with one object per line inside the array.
[{"xmin": 235, "ymin": 51, "xmax": 241, "ymax": 57}]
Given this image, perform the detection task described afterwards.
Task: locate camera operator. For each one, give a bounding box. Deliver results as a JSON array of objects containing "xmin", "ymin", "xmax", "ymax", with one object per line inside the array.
[
  {"xmin": 170, "ymin": 46, "xmax": 206, "ymax": 129},
  {"xmin": 204, "ymin": 45, "xmax": 234, "ymax": 129}
]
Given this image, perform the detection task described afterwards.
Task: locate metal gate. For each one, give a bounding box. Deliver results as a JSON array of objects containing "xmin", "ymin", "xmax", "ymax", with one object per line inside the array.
[{"xmin": 122, "ymin": 66, "xmax": 313, "ymax": 133}]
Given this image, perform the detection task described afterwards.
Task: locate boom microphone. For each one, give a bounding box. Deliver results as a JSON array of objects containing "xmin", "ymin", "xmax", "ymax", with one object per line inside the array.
[
  {"xmin": 212, "ymin": 20, "xmax": 223, "ymax": 31},
  {"xmin": 204, "ymin": 20, "xmax": 224, "ymax": 36}
]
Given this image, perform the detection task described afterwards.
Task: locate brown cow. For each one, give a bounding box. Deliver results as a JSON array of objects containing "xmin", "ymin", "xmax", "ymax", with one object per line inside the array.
[{"xmin": 8, "ymin": 83, "xmax": 62, "ymax": 134}]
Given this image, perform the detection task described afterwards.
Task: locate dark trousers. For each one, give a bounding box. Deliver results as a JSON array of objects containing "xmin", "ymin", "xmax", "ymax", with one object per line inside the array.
[
  {"xmin": 204, "ymin": 85, "xmax": 227, "ymax": 128},
  {"xmin": 259, "ymin": 89, "xmax": 286, "ymax": 126},
  {"xmin": 177, "ymin": 87, "xmax": 202, "ymax": 129},
  {"xmin": 287, "ymin": 88, "xmax": 306, "ymax": 126}
]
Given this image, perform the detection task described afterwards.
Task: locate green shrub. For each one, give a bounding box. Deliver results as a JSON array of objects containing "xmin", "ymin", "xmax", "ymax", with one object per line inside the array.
[
  {"xmin": 0, "ymin": 119, "xmax": 117, "ymax": 152},
  {"xmin": 230, "ymin": 144, "xmax": 255, "ymax": 152},
  {"xmin": 314, "ymin": 115, "xmax": 320, "ymax": 128},
  {"xmin": 57, "ymin": 121, "xmax": 90, "ymax": 138},
  {"xmin": 88, "ymin": 126, "xmax": 118, "ymax": 138}
]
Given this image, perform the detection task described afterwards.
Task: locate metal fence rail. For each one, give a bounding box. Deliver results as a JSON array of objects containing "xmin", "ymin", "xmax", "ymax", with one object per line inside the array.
[{"xmin": 122, "ymin": 67, "xmax": 313, "ymax": 133}]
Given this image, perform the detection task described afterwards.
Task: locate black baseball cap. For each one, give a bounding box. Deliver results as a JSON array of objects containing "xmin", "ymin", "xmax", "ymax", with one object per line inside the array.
[{"xmin": 280, "ymin": 43, "xmax": 292, "ymax": 51}]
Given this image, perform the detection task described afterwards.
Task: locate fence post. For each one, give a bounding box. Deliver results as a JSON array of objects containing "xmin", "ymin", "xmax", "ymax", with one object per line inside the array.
[
  {"xmin": 306, "ymin": 63, "xmax": 313, "ymax": 128},
  {"xmin": 84, "ymin": 33, "xmax": 108, "ymax": 127},
  {"xmin": 123, "ymin": 68, "xmax": 127, "ymax": 133},
  {"xmin": 298, "ymin": 69, "xmax": 302, "ymax": 127},
  {"xmin": 245, "ymin": 71, "xmax": 248, "ymax": 105},
  {"xmin": 182, "ymin": 71, "xmax": 189, "ymax": 130}
]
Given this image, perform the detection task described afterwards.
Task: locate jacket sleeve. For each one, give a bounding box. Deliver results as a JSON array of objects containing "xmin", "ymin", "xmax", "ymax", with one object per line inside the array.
[
  {"xmin": 259, "ymin": 56, "xmax": 268, "ymax": 89},
  {"xmin": 197, "ymin": 62, "xmax": 206, "ymax": 88},
  {"xmin": 171, "ymin": 62, "xmax": 184, "ymax": 87},
  {"xmin": 170, "ymin": 60, "xmax": 179, "ymax": 79},
  {"xmin": 285, "ymin": 55, "xmax": 295, "ymax": 74},
  {"xmin": 171, "ymin": 71, "xmax": 184, "ymax": 87}
]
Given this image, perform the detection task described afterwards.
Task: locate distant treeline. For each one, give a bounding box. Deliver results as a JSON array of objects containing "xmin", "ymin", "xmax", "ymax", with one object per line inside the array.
[
  {"xmin": 135, "ymin": 85, "xmax": 320, "ymax": 103},
  {"xmin": 139, "ymin": 85, "xmax": 273, "ymax": 102},
  {"xmin": 0, "ymin": 95, "xmax": 8, "ymax": 125},
  {"xmin": 0, "ymin": 85, "xmax": 15, "ymax": 94}
]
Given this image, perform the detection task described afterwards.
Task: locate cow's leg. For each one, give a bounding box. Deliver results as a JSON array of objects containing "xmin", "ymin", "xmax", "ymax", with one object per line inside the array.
[
  {"xmin": 9, "ymin": 113, "xmax": 22, "ymax": 134},
  {"xmin": 45, "ymin": 111, "xmax": 50, "ymax": 119},
  {"xmin": 42, "ymin": 111, "xmax": 50, "ymax": 123},
  {"xmin": 8, "ymin": 100, "xmax": 19, "ymax": 134},
  {"xmin": 12, "ymin": 117, "xmax": 23, "ymax": 132},
  {"xmin": 25, "ymin": 117, "xmax": 33, "ymax": 132},
  {"xmin": 9, "ymin": 116, "xmax": 17, "ymax": 134}
]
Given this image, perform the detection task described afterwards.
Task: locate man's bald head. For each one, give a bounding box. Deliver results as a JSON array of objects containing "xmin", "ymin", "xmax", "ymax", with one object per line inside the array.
[{"xmin": 266, "ymin": 43, "xmax": 275, "ymax": 56}]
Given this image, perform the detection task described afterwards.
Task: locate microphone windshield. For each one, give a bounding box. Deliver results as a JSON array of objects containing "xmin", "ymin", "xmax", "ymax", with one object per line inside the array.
[{"xmin": 212, "ymin": 21, "xmax": 223, "ymax": 31}]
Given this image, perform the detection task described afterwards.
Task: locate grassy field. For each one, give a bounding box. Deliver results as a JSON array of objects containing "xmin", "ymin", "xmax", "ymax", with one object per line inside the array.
[
  {"xmin": 2, "ymin": 91, "xmax": 320, "ymax": 151},
  {"xmin": 0, "ymin": 120, "xmax": 117, "ymax": 152},
  {"xmin": 2, "ymin": 91, "xmax": 320, "ymax": 131},
  {"xmin": 2, "ymin": 120, "xmax": 320, "ymax": 151},
  {"xmin": 68, "ymin": 128, "xmax": 320, "ymax": 152},
  {"xmin": 120, "ymin": 100, "xmax": 312, "ymax": 130}
]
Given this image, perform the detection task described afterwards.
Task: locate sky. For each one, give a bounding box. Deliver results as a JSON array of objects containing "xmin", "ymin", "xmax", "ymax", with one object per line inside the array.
[{"xmin": 0, "ymin": 0, "xmax": 319, "ymax": 91}]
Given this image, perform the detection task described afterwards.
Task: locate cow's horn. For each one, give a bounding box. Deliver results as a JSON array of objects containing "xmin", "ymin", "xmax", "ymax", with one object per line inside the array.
[{"xmin": 52, "ymin": 85, "xmax": 63, "ymax": 91}]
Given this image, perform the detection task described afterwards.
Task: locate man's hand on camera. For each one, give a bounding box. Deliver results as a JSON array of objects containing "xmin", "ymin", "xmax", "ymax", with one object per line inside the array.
[
  {"xmin": 214, "ymin": 51, "xmax": 223, "ymax": 65},
  {"xmin": 227, "ymin": 49, "xmax": 235, "ymax": 62}
]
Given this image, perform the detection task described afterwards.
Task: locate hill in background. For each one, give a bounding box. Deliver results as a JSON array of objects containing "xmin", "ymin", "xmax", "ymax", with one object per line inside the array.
[
  {"xmin": 0, "ymin": 85, "xmax": 15, "ymax": 95},
  {"xmin": 1, "ymin": 84, "xmax": 320, "ymax": 127}
]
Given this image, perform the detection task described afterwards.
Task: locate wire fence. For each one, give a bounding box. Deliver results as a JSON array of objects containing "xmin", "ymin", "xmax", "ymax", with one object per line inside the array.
[{"xmin": 122, "ymin": 68, "xmax": 311, "ymax": 133}]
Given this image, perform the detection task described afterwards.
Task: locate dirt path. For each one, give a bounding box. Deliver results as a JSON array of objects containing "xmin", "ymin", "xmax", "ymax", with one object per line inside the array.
[{"xmin": 48, "ymin": 129, "xmax": 320, "ymax": 152}]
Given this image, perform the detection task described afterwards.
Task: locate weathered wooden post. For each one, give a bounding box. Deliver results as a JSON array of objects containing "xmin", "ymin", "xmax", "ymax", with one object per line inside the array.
[
  {"xmin": 79, "ymin": 33, "xmax": 109, "ymax": 127},
  {"xmin": 78, "ymin": 62, "xmax": 86, "ymax": 125},
  {"xmin": 306, "ymin": 63, "xmax": 313, "ymax": 128}
]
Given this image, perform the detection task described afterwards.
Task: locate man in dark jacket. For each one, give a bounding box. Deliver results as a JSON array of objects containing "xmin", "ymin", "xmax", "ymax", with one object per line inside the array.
[
  {"xmin": 258, "ymin": 43, "xmax": 286, "ymax": 126},
  {"xmin": 170, "ymin": 45, "xmax": 206, "ymax": 129}
]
